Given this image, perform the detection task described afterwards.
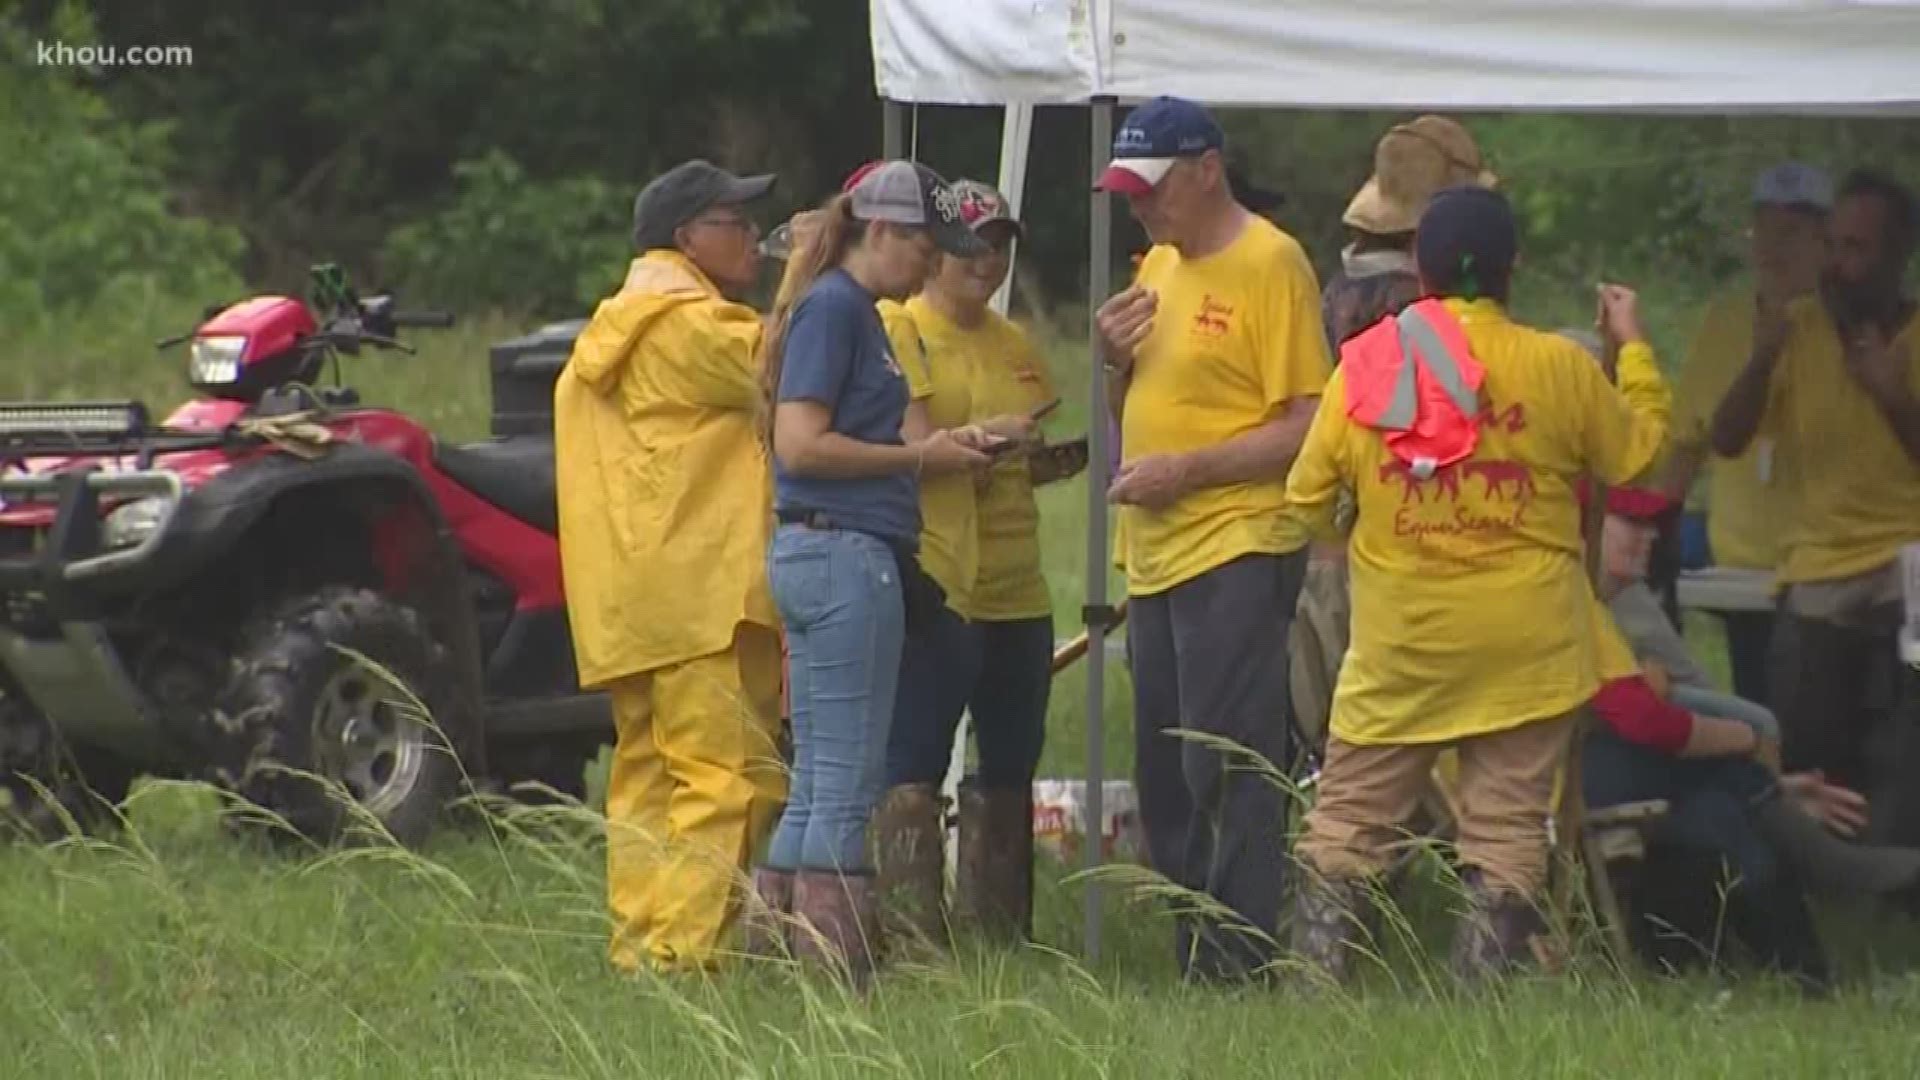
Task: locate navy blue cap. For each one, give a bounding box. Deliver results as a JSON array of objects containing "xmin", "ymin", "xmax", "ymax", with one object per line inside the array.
[
  {"xmin": 1415, "ymin": 185, "xmax": 1518, "ymax": 301},
  {"xmin": 1096, "ymin": 96, "xmax": 1225, "ymax": 195}
]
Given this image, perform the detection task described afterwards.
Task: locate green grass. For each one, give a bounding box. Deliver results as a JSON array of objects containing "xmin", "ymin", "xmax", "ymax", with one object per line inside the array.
[
  {"xmin": 6, "ymin": 293, "xmax": 1920, "ymax": 1076},
  {"xmin": 6, "ymin": 784, "xmax": 1920, "ymax": 1078}
]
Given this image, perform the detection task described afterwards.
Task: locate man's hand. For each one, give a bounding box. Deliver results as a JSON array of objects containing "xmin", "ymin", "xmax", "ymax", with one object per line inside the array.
[
  {"xmin": 1596, "ymin": 283, "xmax": 1647, "ymax": 349},
  {"xmin": 1843, "ymin": 324, "xmax": 1910, "ymax": 404},
  {"xmin": 1108, "ymin": 453, "xmax": 1191, "ymax": 510},
  {"xmin": 1096, "ymin": 286, "xmax": 1158, "ymax": 375},
  {"xmin": 1781, "ymin": 771, "xmax": 1870, "ymax": 838}
]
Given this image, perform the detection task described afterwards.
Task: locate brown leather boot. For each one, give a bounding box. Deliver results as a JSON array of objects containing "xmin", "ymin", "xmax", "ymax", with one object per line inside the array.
[
  {"xmin": 792, "ymin": 869, "xmax": 880, "ymax": 992},
  {"xmin": 871, "ymin": 783, "xmax": 949, "ymax": 953},
  {"xmin": 740, "ymin": 867, "xmax": 794, "ymax": 960},
  {"xmin": 1448, "ymin": 868, "xmax": 1550, "ymax": 985},
  {"xmin": 953, "ymin": 780, "xmax": 1034, "ymax": 945}
]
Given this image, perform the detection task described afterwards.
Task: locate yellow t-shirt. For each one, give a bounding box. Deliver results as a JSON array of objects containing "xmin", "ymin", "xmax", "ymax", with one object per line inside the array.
[
  {"xmin": 1285, "ymin": 300, "xmax": 1670, "ymax": 746},
  {"xmin": 1672, "ymin": 284, "xmax": 1796, "ymax": 570},
  {"xmin": 1762, "ymin": 300, "xmax": 1920, "ymax": 585},
  {"xmin": 1115, "ymin": 217, "xmax": 1333, "ymax": 596},
  {"xmin": 880, "ymin": 299, "xmax": 979, "ymax": 615},
  {"xmin": 897, "ymin": 299, "xmax": 1059, "ymax": 622}
]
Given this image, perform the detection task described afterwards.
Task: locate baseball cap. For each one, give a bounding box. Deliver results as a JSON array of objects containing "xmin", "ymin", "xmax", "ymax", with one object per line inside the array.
[
  {"xmin": 631, "ymin": 159, "xmax": 776, "ymax": 251},
  {"xmin": 1753, "ymin": 162, "xmax": 1834, "ymax": 211},
  {"xmin": 950, "ymin": 179, "xmax": 1025, "ymax": 240},
  {"xmin": 846, "ymin": 159, "xmax": 989, "ymax": 257},
  {"xmin": 1096, "ymin": 96, "xmax": 1226, "ymax": 196},
  {"xmin": 1415, "ymin": 185, "xmax": 1518, "ymax": 299}
]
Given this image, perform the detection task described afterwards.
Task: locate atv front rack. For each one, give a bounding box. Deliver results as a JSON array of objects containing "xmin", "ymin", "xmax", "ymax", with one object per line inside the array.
[{"xmin": 0, "ymin": 469, "xmax": 184, "ymax": 585}]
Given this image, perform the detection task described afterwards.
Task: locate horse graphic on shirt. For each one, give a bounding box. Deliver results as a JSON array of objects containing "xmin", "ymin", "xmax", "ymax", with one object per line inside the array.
[
  {"xmin": 1377, "ymin": 459, "xmax": 1463, "ymax": 504},
  {"xmin": 1463, "ymin": 460, "xmax": 1536, "ymax": 502},
  {"xmin": 1376, "ymin": 458, "xmax": 1536, "ymax": 505}
]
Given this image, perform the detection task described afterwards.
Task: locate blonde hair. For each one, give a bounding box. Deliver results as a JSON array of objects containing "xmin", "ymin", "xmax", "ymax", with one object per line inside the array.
[{"xmin": 759, "ymin": 195, "xmax": 861, "ymax": 443}]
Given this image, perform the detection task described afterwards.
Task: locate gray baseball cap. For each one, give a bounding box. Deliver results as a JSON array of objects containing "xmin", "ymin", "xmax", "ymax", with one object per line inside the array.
[
  {"xmin": 1753, "ymin": 162, "xmax": 1833, "ymax": 212},
  {"xmin": 631, "ymin": 159, "xmax": 776, "ymax": 251},
  {"xmin": 847, "ymin": 160, "xmax": 989, "ymax": 257}
]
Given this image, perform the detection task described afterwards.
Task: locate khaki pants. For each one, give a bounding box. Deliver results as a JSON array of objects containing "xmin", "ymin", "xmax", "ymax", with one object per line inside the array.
[
  {"xmin": 1296, "ymin": 714, "xmax": 1576, "ymax": 897},
  {"xmin": 605, "ymin": 625, "xmax": 788, "ymax": 973}
]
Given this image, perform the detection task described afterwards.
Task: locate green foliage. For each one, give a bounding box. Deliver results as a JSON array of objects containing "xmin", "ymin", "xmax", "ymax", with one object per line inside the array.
[
  {"xmin": 72, "ymin": 0, "xmax": 877, "ymax": 284},
  {"xmin": 0, "ymin": 7, "xmax": 243, "ymax": 328},
  {"xmin": 381, "ymin": 151, "xmax": 630, "ymax": 319}
]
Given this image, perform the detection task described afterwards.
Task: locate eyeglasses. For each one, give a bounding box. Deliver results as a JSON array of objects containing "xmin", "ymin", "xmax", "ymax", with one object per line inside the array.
[{"xmin": 689, "ymin": 213, "xmax": 760, "ymax": 236}]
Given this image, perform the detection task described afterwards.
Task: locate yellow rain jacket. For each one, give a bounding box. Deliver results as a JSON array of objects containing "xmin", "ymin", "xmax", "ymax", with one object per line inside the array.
[{"xmin": 554, "ymin": 251, "xmax": 778, "ymax": 689}]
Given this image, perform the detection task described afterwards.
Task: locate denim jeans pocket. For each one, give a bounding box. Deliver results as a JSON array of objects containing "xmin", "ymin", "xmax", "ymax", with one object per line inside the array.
[{"xmin": 770, "ymin": 529, "xmax": 833, "ymax": 629}]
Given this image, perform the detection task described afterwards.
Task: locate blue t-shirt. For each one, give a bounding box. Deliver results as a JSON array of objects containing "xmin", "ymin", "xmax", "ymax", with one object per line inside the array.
[{"xmin": 773, "ymin": 269, "xmax": 921, "ymax": 546}]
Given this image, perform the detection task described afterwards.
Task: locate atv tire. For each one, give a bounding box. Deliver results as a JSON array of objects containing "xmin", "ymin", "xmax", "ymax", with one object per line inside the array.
[
  {"xmin": 214, "ymin": 587, "xmax": 460, "ymax": 848},
  {"xmin": 0, "ymin": 695, "xmax": 133, "ymax": 841}
]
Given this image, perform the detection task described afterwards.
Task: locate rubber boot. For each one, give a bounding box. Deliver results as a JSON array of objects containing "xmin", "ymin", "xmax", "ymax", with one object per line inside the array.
[
  {"xmin": 1753, "ymin": 795, "xmax": 1920, "ymax": 899},
  {"xmin": 740, "ymin": 867, "xmax": 794, "ymax": 960},
  {"xmin": 1288, "ymin": 871, "xmax": 1370, "ymax": 990},
  {"xmin": 1448, "ymin": 868, "xmax": 1549, "ymax": 985},
  {"xmin": 871, "ymin": 783, "xmax": 948, "ymax": 953},
  {"xmin": 792, "ymin": 869, "xmax": 880, "ymax": 992},
  {"xmin": 953, "ymin": 780, "xmax": 1034, "ymax": 945}
]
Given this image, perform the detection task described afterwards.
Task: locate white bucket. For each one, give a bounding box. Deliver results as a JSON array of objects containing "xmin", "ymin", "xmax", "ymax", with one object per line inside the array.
[{"xmin": 1031, "ymin": 779, "xmax": 1144, "ymax": 863}]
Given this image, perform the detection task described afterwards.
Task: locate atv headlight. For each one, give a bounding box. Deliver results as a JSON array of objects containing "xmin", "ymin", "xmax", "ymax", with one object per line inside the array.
[
  {"xmin": 190, "ymin": 334, "xmax": 247, "ymax": 385},
  {"xmin": 102, "ymin": 496, "xmax": 169, "ymax": 550}
]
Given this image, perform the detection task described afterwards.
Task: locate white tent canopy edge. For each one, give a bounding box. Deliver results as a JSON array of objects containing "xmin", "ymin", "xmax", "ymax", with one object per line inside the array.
[
  {"xmin": 872, "ymin": 0, "xmax": 1920, "ymax": 114},
  {"xmin": 870, "ymin": 0, "xmax": 1920, "ymax": 961}
]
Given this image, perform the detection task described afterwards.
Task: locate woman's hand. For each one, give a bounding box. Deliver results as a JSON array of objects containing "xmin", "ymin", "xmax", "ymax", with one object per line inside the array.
[
  {"xmin": 1781, "ymin": 771, "xmax": 1870, "ymax": 838},
  {"xmin": 948, "ymin": 424, "xmax": 1001, "ymax": 452},
  {"xmin": 915, "ymin": 428, "xmax": 992, "ymax": 475},
  {"xmin": 979, "ymin": 413, "xmax": 1040, "ymax": 447}
]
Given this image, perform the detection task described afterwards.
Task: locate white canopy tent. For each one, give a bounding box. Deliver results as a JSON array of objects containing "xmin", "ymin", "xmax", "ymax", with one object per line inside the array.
[{"xmin": 867, "ymin": 0, "xmax": 1920, "ymax": 960}]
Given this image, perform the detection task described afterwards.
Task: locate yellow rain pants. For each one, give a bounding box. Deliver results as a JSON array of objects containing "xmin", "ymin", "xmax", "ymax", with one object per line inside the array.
[{"xmin": 606, "ymin": 624, "xmax": 787, "ymax": 973}]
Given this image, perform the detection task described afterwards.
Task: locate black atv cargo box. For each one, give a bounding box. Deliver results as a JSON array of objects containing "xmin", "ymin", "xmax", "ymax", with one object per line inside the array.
[{"xmin": 488, "ymin": 319, "xmax": 584, "ymax": 437}]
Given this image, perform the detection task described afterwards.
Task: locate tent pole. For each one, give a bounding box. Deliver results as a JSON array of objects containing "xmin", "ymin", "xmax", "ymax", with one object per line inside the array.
[
  {"xmin": 1082, "ymin": 94, "xmax": 1116, "ymax": 963},
  {"xmin": 990, "ymin": 103, "xmax": 1035, "ymax": 316},
  {"xmin": 883, "ymin": 98, "xmax": 906, "ymax": 160}
]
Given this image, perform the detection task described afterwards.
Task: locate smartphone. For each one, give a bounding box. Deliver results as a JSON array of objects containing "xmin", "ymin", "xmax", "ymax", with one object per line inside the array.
[{"xmin": 1028, "ymin": 396, "xmax": 1063, "ymax": 422}]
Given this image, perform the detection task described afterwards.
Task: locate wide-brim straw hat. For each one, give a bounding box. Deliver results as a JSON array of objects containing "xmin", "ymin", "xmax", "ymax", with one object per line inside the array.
[{"xmin": 1344, "ymin": 115, "xmax": 1498, "ymax": 236}]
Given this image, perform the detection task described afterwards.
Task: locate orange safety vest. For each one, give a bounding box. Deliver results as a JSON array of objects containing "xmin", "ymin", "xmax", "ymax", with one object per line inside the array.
[{"xmin": 1341, "ymin": 298, "xmax": 1486, "ymax": 476}]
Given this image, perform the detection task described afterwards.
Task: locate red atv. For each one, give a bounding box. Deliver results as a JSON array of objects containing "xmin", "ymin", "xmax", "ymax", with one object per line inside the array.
[{"xmin": 0, "ymin": 265, "xmax": 607, "ymax": 845}]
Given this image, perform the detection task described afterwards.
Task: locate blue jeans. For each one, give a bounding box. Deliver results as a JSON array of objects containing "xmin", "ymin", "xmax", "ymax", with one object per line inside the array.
[
  {"xmin": 886, "ymin": 609, "xmax": 1052, "ymax": 788},
  {"xmin": 764, "ymin": 525, "xmax": 905, "ymax": 873},
  {"xmin": 1582, "ymin": 728, "xmax": 1782, "ymax": 888}
]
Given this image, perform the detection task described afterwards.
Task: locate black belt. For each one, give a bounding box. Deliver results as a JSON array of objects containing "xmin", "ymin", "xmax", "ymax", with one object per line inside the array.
[{"xmin": 776, "ymin": 508, "xmax": 839, "ymax": 530}]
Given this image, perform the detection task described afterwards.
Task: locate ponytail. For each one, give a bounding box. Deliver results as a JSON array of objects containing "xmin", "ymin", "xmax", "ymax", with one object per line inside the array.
[{"xmin": 759, "ymin": 194, "xmax": 861, "ymax": 444}]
